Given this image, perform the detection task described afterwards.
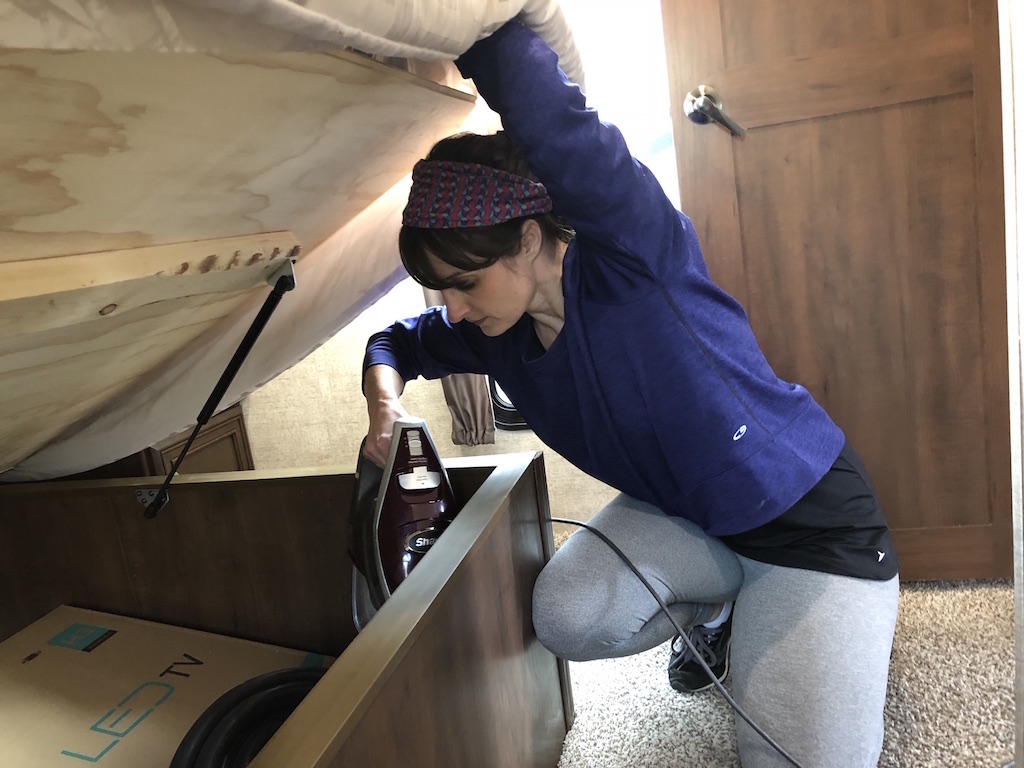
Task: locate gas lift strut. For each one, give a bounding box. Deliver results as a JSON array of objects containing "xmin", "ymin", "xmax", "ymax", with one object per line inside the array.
[{"xmin": 141, "ymin": 253, "xmax": 297, "ymax": 519}]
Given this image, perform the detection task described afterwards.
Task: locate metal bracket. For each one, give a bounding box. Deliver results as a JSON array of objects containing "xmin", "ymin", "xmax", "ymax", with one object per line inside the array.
[
  {"xmin": 136, "ymin": 489, "xmax": 161, "ymax": 507},
  {"xmin": 266, "ymin": 249, "xmax": 299, "ymax": 288}
]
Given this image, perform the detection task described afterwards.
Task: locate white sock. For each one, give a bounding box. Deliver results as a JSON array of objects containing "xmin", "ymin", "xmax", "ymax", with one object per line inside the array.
[{"xmin": 702, "ymin": 601, "xmax": 733, "ymax": 629}]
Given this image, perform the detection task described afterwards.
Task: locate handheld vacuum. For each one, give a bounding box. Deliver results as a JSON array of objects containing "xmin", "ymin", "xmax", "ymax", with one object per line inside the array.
[{"xmin": 348, "ymin": 418, "xmax": 462, "ymax": 630}]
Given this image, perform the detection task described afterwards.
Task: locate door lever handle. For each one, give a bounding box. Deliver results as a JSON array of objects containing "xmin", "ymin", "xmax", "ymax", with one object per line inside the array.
[{"xmin": 684, "ymin": 85, "xmax": 746, "ymax": 138}]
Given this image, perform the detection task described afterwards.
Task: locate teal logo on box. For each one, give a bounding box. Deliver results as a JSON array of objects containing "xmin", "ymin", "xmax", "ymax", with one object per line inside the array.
[{"xmin": 49, "ymin": 623, "xmax": 116, "ymax": 652}]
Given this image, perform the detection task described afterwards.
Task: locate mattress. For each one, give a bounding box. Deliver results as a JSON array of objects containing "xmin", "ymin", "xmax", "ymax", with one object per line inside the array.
[{"xmin": 0, "ymin": 0, "xmax": 583, "ymax": 84}]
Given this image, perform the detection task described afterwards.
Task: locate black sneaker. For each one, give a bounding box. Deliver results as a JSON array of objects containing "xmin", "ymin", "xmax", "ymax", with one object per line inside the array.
[{"xmin": 667, "ymin": 613, "xmax": 732, "ymax": 693}]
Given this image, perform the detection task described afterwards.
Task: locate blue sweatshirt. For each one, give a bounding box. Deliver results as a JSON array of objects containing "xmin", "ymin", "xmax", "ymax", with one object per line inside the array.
[{"xmin": 364, "ymin": 21, "xmax": 845, "ymax": 536}]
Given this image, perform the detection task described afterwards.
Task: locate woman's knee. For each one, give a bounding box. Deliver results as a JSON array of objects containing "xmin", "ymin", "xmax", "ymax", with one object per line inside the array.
[{"xmin": 532, "ymin": 556, "xmax": 620, "ymax": 660}]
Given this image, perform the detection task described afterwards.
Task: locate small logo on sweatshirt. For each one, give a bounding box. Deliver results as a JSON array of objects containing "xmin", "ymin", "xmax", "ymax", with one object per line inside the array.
[{"xmin": 733, "ymin": 425, "xmax": 747, "ymax": 441}]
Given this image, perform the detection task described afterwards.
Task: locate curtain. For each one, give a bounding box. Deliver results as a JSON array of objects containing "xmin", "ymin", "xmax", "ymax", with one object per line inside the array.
[{"xmin": 422, "ymin": 288, "xmax": 495, "ymax": 446}]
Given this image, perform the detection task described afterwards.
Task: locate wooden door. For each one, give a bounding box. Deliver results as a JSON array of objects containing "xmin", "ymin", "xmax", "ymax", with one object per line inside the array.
[{"xmin": 660, "ymin": 0, "xmax": 1008, "ymax": 580}]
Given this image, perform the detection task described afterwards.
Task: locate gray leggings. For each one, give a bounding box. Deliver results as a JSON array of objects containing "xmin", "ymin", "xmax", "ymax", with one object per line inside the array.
[{"xmin": 534, "ymin": 494, "xmax": 900, "ymax": 768}]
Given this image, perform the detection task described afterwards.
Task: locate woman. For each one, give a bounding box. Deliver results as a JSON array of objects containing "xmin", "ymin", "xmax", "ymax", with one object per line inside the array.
[{"xmin": 362, "ymin": 19, "xmax": 899, "ymax": 767}]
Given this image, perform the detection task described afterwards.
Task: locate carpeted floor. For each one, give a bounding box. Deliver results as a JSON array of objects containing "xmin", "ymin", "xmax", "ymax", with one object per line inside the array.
[{"xmin": 557, "ymin": 580, "xmax": 1014, "ymax": 767}]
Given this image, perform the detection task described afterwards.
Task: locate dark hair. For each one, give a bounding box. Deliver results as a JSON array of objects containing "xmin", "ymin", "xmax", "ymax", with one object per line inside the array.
[{"xmin": 399, "ymin": 132, "xmax": 574, "ymax": 290}]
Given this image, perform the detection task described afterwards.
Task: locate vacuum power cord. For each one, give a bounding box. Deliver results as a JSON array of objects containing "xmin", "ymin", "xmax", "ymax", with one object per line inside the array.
[
  {"xmin": 547, "ymin": 516, "xmax": 805, "ymax": 768},
  {"xmin": 170, "ymin": 666, "xmax": 325, "ymax": 768}
]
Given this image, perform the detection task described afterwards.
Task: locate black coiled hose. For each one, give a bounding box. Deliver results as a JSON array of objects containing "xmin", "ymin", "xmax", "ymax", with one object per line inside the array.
[{"xmin": 170, "ymin": 666, "xmax": 326, "ymax": 768}]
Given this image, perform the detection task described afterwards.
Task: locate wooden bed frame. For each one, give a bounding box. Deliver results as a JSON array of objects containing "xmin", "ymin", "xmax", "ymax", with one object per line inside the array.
[{"xmin": 0, "ymin": 451, "xmax": 573, "ymax": 767}]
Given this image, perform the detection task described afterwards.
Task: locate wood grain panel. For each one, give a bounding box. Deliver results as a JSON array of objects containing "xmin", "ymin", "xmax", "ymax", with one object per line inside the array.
[
  {"xmin": 0, "ymin": 234, "xmax": 292, "ymax": 469},
  {"xmin": 0, "ymin": 469, "xmax": 364, "ymax": 652},
  {"xmin": 660, "ymin": 0, "xmax": 747, "ymax": 306},
  {"xmin": 720, "ymin": 0, "xmax": 969, "ymax": 64},
  {"xmin": 0, "ymin": 48, "xmax": 474, "ymax": 263},
  {"xmin": 708, "ymin": 26, "xmax": 973, "ymax": 129},
  {"xmin": 0, "ymin": 490, "xmax": 133, "ymax": 642},
  {"xmin": 154, "ymin": 405, "xmax": 255, "ymax": 476},
  {"xmin": 0, "ymin": 232, "xmax": 297, "ymax": 336},
  {"xmin": 0, "ymin": 289, "xmax": 254, "ymax": 470},
  {"xmin": 252, "ymin": 453, "xmax": 568, "ymax": 768},
  {"xmin": 662, "ymin": 0, "xmax": 1009, "ymax": 579},
  {"xmin": 326, "ymin": 489, "xmax": 563, "ymax": 767},
  {"xmin": 67, "ymin": 402, "xmax": 253, "ymax": 479},
  {"xmin": 0, "ymin": 454, "xmax": 569, "ymax": 767},
  {"xmin": 890, "ymin": 525, "xmax": 1007, "ymax": 580},
  {"xmin": 735, "ymin": 100, "xmax": 986, "ymax": 530},
  {"xmin": 110, "ymin": 476, "xmax": 357, "ymax": 653},
  {"xmin": 0, "ymin": 46, "xmax": 474, "ymax": 475},
  {"xmin": 970, "ymin": 0, "xmax": 1012, "ymax": 578}
]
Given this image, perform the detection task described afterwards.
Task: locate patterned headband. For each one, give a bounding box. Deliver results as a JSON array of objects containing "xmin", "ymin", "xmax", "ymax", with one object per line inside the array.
[{"xmin": 402, "ymin": 160, "xmax": 553, "ymax": 229}]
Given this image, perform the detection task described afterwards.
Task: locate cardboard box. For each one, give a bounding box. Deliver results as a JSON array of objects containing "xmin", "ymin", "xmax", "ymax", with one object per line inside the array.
[{"xmin": 0, "ymin": 606, "xmax": 330, "ymax": 767}]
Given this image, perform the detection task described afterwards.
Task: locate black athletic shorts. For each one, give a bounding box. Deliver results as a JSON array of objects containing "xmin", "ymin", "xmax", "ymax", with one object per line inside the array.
[{"xmin": 718, "ymin": 442, "xmax": 899, "ymax": 580}]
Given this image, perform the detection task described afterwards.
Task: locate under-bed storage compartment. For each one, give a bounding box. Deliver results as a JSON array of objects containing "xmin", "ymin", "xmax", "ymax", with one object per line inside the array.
[{"xmin": 0, "ymin": 451, "xmax": 572, "ymax": 767}]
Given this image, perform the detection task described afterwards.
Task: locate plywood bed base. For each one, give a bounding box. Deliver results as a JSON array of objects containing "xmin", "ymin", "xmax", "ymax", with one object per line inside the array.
[
  {"xmin": 0, "ymin": 451, "xmax": 573, "ymax": 767},
  {"xmin": 0, "ymin": 232, "xmax": 300, "ymax": 331},
  {"xmin": 0, "ymin": 41, "xmax": 477, "ymax": 480},
  {"xmin": 0, "ymin": 232, "xmax": 300, "ymax": 472}
]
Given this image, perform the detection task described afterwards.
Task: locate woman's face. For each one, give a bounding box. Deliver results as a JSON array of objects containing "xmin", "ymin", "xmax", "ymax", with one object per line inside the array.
[{"xmin": 430, "ymin": 251, "xmax": 535, "ymax": 337}]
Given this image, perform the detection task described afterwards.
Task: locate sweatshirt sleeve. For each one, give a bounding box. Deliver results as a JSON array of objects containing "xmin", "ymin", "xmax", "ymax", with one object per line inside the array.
[
  {"xmin": 455, "ymin": 20, "xmax": 680, "ymax": 262},
  {"xmin": 362, "ymin": 306, "xmax": 488, "ymax": 390}
]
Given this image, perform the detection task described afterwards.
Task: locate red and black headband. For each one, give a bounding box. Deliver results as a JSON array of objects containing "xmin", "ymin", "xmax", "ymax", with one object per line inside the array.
[{"xmin": 402, "ymin": 160, "xmax": 553, "ymax": 229}]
